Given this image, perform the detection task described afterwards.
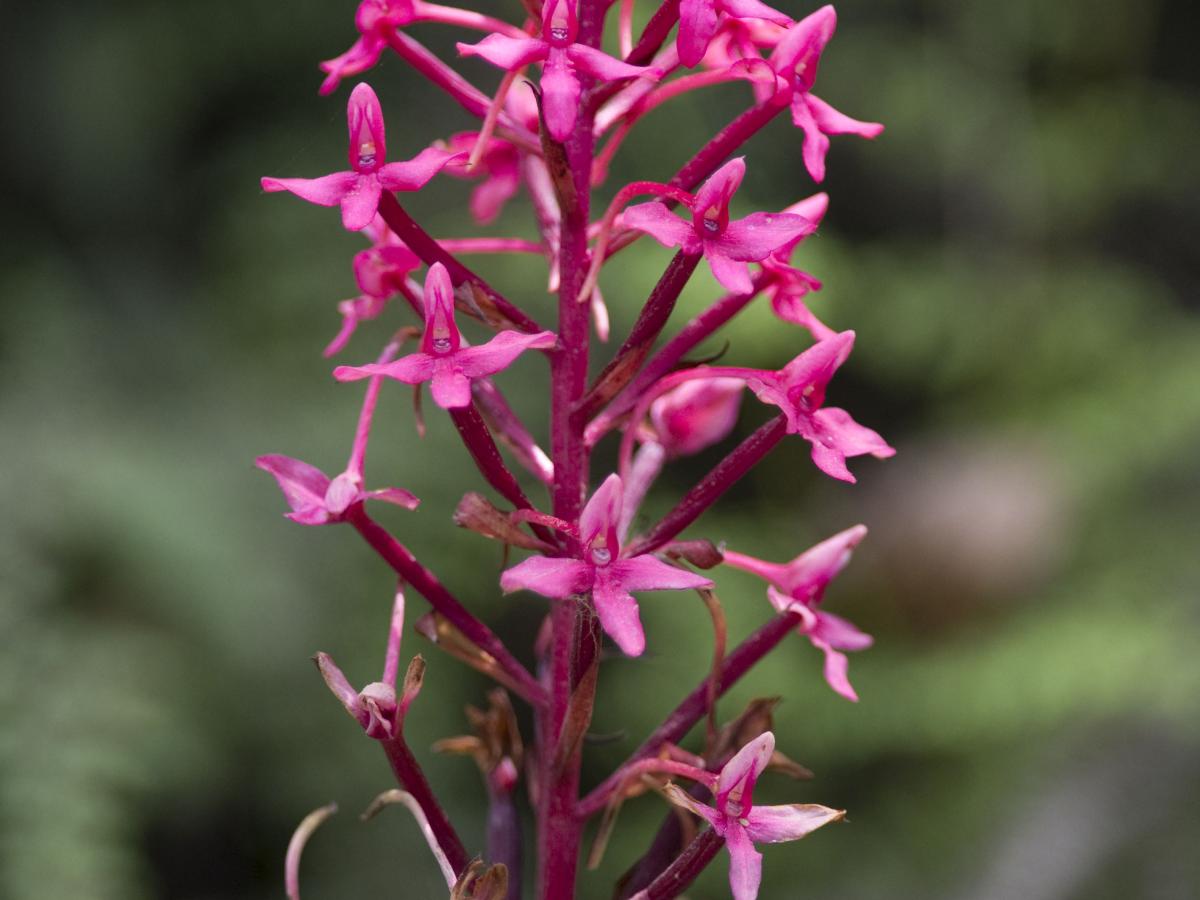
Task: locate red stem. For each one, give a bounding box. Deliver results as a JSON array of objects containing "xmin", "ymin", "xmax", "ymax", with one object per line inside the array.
[
  {"xmin": 348, "ymin": 507, "xmax": 547, "ymax": 707},
  {"xmin": 624, "ymin": 0, "xmax": 681, "ymax": 67},
  {"xmin": 376, "ymin": 192, "xmax": 547, "ymax": 336},
  {"xmin": 669, "ymin": 99, "xmax": 787, "ymax": 192},
  {"xmin": 626, "ymin": 415, "xmax": 787, "ymax": 556},
  {"xmin": 380, "ymin": 736, "xmax": 471, "ymax": 876},
  {"xmin": 579, "ymin": 609, "xmax": 801, "ymax": 817},
  {"xmin": 635, "ymin": 827, "xmax": 725, "ymax": 899}
]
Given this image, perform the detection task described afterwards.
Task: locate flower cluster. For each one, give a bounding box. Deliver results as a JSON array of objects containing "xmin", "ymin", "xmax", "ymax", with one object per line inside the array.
[{"xmin": 260, "ymin": 2, "xmax": 889, "ymax": 898}]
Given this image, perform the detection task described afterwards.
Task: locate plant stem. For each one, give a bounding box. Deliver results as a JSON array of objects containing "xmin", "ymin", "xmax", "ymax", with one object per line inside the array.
[
  {"xmin": 380, "ymin": 736, "xmax": 471, "ymax": 876},
  {"xmin": 631, "ymin": 828, "xmax": 725, "ymax": 899},
  {"xmin": 579, "ymin": 609, "xmax": 801, "ymax": 815},
  {"xmin": 626, "ymin": 415, "xmax": 787, "ymax": 556},
  {"xmin": 348, "ymin": 507, "xmax": 547, "ymax": 706},
  {"xmin": 376, "ymin": 192, "xmax": 547, "ymax": 336},
  {"xmin": 449, "ymin": 403, "xmax": 537, "ymax": 512},
  {"xmin": 624, "ymin": 0, "xmax": 681, "ymax": 66},
  {"xmin": 668, "ymin": 99, "xmax": 787, "ymax": 192}
]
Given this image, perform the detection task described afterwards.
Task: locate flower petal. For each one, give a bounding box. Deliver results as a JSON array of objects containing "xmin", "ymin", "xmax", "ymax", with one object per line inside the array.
[
  {"xmin": 749, "ymin": 524, "xmax": 867, "ymax": 598},
  {"xmin": 256, "ymin": 454, "xmax": 332, "ymax": 522},
  {"xmin": 725, "ymin": 825, "xmax": 764, "ymax": 900},
  {"xmin": 377, "ymin": 147, "xmax": 466, "ymax": 192},
  {"xmin": 768, "ymin": 5, "xmax": 837, "ymax": 93},
  {"xmin": 469, "ymin": 170, "xmax": 521, "ymax": 225},
  {"xmin": 718, "ymin": 212, "xmax": 815, "ymax": 261},
  {"xmin": 807, "ymin": 93, "xmax": 884, "ymax": 138},
  {"xmin": 622, "ymin": 202, "xmax": 695, "ymax": 249},
  {"xmin": 721, "ymin": 0, "xmax": 793, "ymax": 28},
  {"xmin": 693, "ymin": 157, "xmax": 745, "ymax": 222},
  {"xmin": 500, "ymin": 556, "xmax": 593, "ymax": 598},
  {"xmin": 744, "ymin": 803, "xmax": 845, "ymax": 844},
  {"xmin": 542, "ymin": 49, "xmax": 583, "ymax": 141},
  {"xmin": 706, "ymin": 251, "xmax": 755, "ymax": 294},
  {"xmin": 662, "ymin": 782, "xmax": 721, "ymax": 830},
  {"xmin": 454, "ymin": 330, "xmax": 558, "ymax": 379},
  {"xmin": 261, "ymin": 171, "xmax": 357, "ymax": 207},
  {"xmin": 677, "ymin": 0, "xmax": 719, "ymax": 68},
  {"xmin": 580, "ymin": 473, "xmax": 624, "ymax": 550},
  {"xmin": 718, "ymin": 732, "xmax": 774, "ymax": 810},
  {"xmin": 457, "ymin": 35, "xmax": 549, "ymax": 70},
  {"xmin": 363, "ymin": 487, "xmax": 422, "ymax": 511},
  {"xmin": 430, "ymin": 361, "xmax": 473, "ymax": 408},
  {"xmin": 810, "ymin": 637, "xmax": 858, "ymax": 701},
  {"xmin": 340, "ymin": 174, "xmax": 383, "ymax": 231},
  {"xmin": 610, "ymin": 555, "xmax": 713, "ymax": 592},
  {"xmin": 567, "ymin": 44, "xmax": 653, "ymax": 82},
  {"xmin": 592, "ymin": 568, "xmax": 647, "ymax": 656},
  {"xmin": 813, "ymin": 610, "xmax": 873, "ymax": 651},
  {"xmin": 811, "ymin": 407, "xmax": 895, "ymax": 459},
  {"xmin": 792, "ymin": 94, "xmax": 831, "ymax": 183},
  {"xmin": 333, "ymin": 355, "xmax": 436, "ymax": 385}
]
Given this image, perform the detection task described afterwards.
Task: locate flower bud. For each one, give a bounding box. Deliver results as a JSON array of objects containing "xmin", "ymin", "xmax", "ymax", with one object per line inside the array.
[{"xmin": 649, "ymin": 378, "xmax": 744, "ymax": 457}]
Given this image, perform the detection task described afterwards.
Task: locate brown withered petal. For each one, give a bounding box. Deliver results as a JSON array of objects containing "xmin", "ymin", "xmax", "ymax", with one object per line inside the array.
[
  {"xmin": 662, "ymin": 539, "xmax": 726, "ymax": 569},
  {"xmin": 453, "ymin": 492, "xmax": 553, "ymax": 551},
  {"xmin": 451, "ymin": 859, "xmax": 509, "ymax": 900}
]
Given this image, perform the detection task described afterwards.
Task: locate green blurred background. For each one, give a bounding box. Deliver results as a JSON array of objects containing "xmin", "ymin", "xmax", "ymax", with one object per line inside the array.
[{"xmin": 2, "ymin": 0, "xmax": 1198, "ymax": 897}]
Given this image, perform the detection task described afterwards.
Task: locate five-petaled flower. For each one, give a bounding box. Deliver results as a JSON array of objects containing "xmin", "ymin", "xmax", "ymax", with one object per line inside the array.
[
  {"xmin": 500, "ymin": 474, "xmax": 713, "ymax": 656},
  {"xmin": 333, "ymin": 262, "xmax": 557, "ymax": 408},
  {"xmin": 677, "ymin": 0, "xmax": 792, "ymax": 68},
  {"xmin": 765, "ymin": 5, "xmax": 884, "ymax": 182},
  {"xmin": 457, "ymin": 0, "xmax": 656, "ymax": 141},
  {"xmin": 743, "ymin": 330, "xmax": 894, "ymax": 482},
  {"xmin": 662, "ymin": 731, "xmax": 845, "ymax": 900},
  {"xmin": 622, "ymin": 158, "xmax": 816, "ymax": 294},
  {"xmin": 261, "ymin": 82, "xmax": 464, "ymax": 231},
  {"xmin": 724, "ymin": 525, "xmax": 872, "ymax": 700}
]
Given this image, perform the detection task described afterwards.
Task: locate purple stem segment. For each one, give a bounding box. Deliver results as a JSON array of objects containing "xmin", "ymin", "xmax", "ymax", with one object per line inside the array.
[
  {"xmin": 579, "ymin": 609, "xmax": 801, "ymax": 815},
  {"xmin": 577, "ymin": 250, "xmax": 702, "ymax": 421},
  {"xmin": 627, "ymin": 415, "xmax": 788, "ymax": 556},
  {"xmin": 449, "ymin": 403, "xmax": 536, "ymax": 511},
  {"xmin": 669, "ymin": 100, "xmax": 786, "ymax": 192},
  {"xmin": 380, "ymin": 736, "xmax": 471, "ymax": 876},
  {"xmin": 486, "ymin": 788, "xmax": 522, "ymax": 900},
  {"xmin": 633, "ymin": 828, "xmax": 726, "ymax": 900},
  {"xmin": 376, "ymin": 192, "xmax": 546, "ymax": 336},
  {"xmin": 347, "ymin": 506, "xmax": 547, "ymax": 706},
  {"xmin": 624, "ymin": 0, "xmax": 682, "ymax": 67}
]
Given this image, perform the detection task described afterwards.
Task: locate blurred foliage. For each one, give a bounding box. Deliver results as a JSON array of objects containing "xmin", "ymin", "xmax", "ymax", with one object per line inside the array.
[{"xmin": 1, "ymin": 0, "xmax": 1198, "ymax": 898}]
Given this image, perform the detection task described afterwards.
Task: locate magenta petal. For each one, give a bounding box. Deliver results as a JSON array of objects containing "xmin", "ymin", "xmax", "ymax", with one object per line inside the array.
[
  {"xmin": 807, "ymin": 437, "xmax": 856, "ymax": 482},
  {"xmin": 807, "ymin": 93, "xmax": 884, "ymax": 138},
  {"xmin": 256, "ymin": 454, "xmax": 331, "ymax": 520},
  {"xmin": 458, "ymin": 34, "xmax": 548, "ymax": 69},
  {"xmin": 770, "ymin": 524, "xmax": 868, "ymax": 598},
  {"xmin": 812, "ymin": 638, "xmax": 858, "ymax": 701},
  {"xmin": 722, "ymin": 550, "xmax": 793, "ymax": 591},
  {"xmin": 743, "ymin": 804, "xmax": 845, "ymax": 844},
  {"xmin": 662, "ymin": 783, "xmax": 722, "ymax": 830},
  {"xmin": 333, "ymin": 355, "xmax": 437, "ymax": 384},
  {"xmin": 469, "ymin": 170, "xmax": 520, "ymax": 225},
  {"xmin": 777, "ymin": 330, "xmax": 854, "ymax": 400},
  {"xmin": 706, "ymin": 252, "xmax": 755, "ymax": 294},
  {"xmin": 693, "ymin": 157, "xmax": 746, "ymax": 220},
  {"xmin": 793, "ymin": 95, "xmax": 831, "ymax": 183},
  {"xmin": 580, "ymin": 474, "xmax": 624, "ymax": 548},
  {"xmin": 811, "ymin": 407, "xmax": 895, "ymax": 459},
  {"xmin": 725, "ymin": 826, "xmax": 764, "ymax": 900},
  {"xmin": 364, "ymin": 487, "xmax": 422, "ymax": 511},
  {"xmin": 718, "ymin": 731, "xmax": 774, "ymax": 805},
  {"xmin": 622, "ymin": 203, "xmax": 694, "ymax": 249},
  {"xmin": 567, "ymin": 44, "xmax": 653, "ymax": 82},
  {"xmin": 813, "ymin": 610, "xmax": 873, "ymax": 651},
  {"xmin": 677, "ymin": 0, "xmax": 719, "ymax": 68},
  {"xmin": 340, "ymin": 174, "xmax": 383, "ymax": 231},
  {"xmin": 261, "ymin": 171, "xmax": 357, "ymax": 207},
  {"xmin": 541, "ymin": 49, "xmax": 583, "ymax": 141},
  {"xmin": 347, "ymin": 83, "xmax": 388, "ymax": 172},
  {"xmin": 610, "ymin": 555, "xmax": 713, "ymax": 592},
  {"xmin": 721, "ymin": 0, "xmax": 793, "ymax": 27},
  {"xmin": 429, "ymin": 360, "xmax": 473, "ymax": 408},
  {"xmin": 769, "ymin": 5, "xmax": 837, "ymax": 92},
  {"xmin": 719, "ymin": 212, "xmax": 815, "ymax": 261},
  {"xmin": 377, "ymin": 147, "xmax": 465, "ymax": 192},
  {"xmin": 781, "ymin": 191, "xmax": 829, "ymax": 226},
  {"xmin": 314, "ymin": 652, "xmax": 369, "ymax": 727},
  {"xmin": 500, "ymin": 556, "xmax": 593, "ymax": 598},
  {"xmin": 454, "ymin": 330, "xmax": 557, "ymax": 379},
  {"xmin": 592, "ymin": 568, "xmax": 647, "ymax": 656}
]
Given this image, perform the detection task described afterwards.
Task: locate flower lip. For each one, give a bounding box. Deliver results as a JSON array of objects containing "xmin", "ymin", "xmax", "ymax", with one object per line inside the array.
[{"xmin": 543, "ymin": 0, "xmax": 578, "ymax": 47}]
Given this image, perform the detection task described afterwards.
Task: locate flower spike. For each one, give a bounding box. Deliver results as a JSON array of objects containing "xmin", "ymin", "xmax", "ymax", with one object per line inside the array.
[
  {"xmin": 501, "ymin": 475, "xmax": 712, "ymax": 656},
  {"xmin": 333, "ymin": 263, "xmax": 557, "ymax": 408},
  {"xmin": 262, "ymin": 83, "xmax": 465, "ymax": 231}
]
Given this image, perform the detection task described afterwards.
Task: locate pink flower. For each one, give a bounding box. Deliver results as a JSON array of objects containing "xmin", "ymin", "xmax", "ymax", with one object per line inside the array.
[
  {"xmin": 325, "ymin": 226, "xmax": 423, "ymax": 357},
  {"xmin": 256, "ymin": 454, "xmax": 420, "ymax": 526},
  {"xmin": 457, "ymin": 0, "xmax": 655, "ymax": 141},
  {"xmin": 743, "ymin": 330, "xmax": 894, "ymax": 482},
  {"xmin": 261, "ymin": 83, "xmax": 464, "ymax": 231},
  {"xmin": 500, "ymin": 475, "xmax": 712, "ymax": 656},
  {"xmin": 333, "ymin": 262, "xmax": 557, "ymax": 408},
  {"xmin": 622, "ymin": 158, "xmax": 816, "ymax": 294},
  {"xmin": 759, "ymin": 192, "xmax": 832, "ymax": 340},
  {"xmin": 663, "ymin": 732, "xmax": 845, "ymax": 900},
  {"xmin": 441, "ymin": 132, "xmax": 521, "ymax": 225},
  {"xmin": 648, "ymin": 377, "xmax": 745, "ymax": 457},
  {"xmin": 318, "ymin": 0, "xmax": 417, "ymax": 95},
  {"xmin": 677, "ymin": 0, "xmax": 791, "ymax": 68},
  {"xmin": 724, "ymin": 525, "xmax": 871, "ymax": 700},
  {"xmin": 765, "ymin": 5, "xmax": 884, "ymax": 182}
]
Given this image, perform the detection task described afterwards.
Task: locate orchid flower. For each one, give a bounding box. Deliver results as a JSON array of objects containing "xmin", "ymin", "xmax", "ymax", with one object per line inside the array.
[
  {"xmin": 677, "ymin": 0, "xmax": 791, "ymax": 68},
  {"xmin": 765, "ymin": 5, "xmax": 884, "ymax": 182},
  {"xmin": 622, "ymin": 158, "xmax": 816, "ymax": 294},
  {"xmin": 662, "ymin": 732, "xmax": 845, "ymax": 900},
  {"xmin": 314, "ymin": 585, "xmax": 421, "ymax": 740},
  {"xmin": 743, "ymin": 330, "xmax": 894, "ymax": 482},
  {"xmin": 319, "ymin": 0, "xmax": 418, "ymax": 95},
  {"xmin": 500, "ymin": 474, "xmax": 712, "ymax": 656},
  {"xmin": 325, "ymin": 225, "xmax": 424, "ymax": 356},
  {"xmin": 457, "ymin": 0, "xmax": 656, "ymax": 141},
  {"xmin": 262, "ymin": 83, "xmax": 464, "ymax": 231},
  {"xmin": 441, "ymin": 131, "xmax": 521, "ymax": 225},
  {"xmin": 759, "ymin": 192, "xmax": 833, "ymax": 340},
  {"xmin": 724, "ymin": 525, "xmax": 872, "ymax": 700},
  {"xmin": 333, "ymin": 262, "xmax": 557, "ymax": 408},
  {"xmin": 257, "ymin": 339, "xmax": 420, "ymax": 523},
  {"xmin": 648, "ymin": 377, "xmax": 745, "ymax": 457}
]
